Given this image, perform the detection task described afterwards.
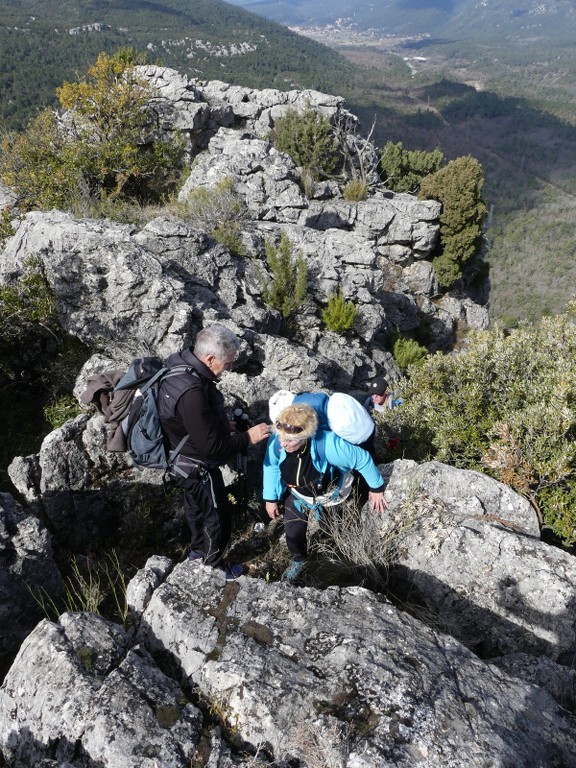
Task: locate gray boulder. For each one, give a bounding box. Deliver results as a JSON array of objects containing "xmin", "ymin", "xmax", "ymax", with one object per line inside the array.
[
  {"xmin": 0, "ymin": 612, "xmax": 205, "ymax": 768},
  {"xmin": 489, "ymin": 652, "xmax": 576, "ymax": 712},
  {"xmin": 383, "ymin": 460, "xmax": 576, "ymax": 662},
  {"xmin": 7, "ymin": 408, "xmax": 170, "ymax": 552},
  {"xmin": 3, "ymin": 566, "xmax": 574, "ymax": 767},
  {"xmin": 178, "ymin": 128, "xmax": 308, "ymax": 222},
  {"xmin": 0, "ymin": 211, "xmax": 191, "ymax": 357}
]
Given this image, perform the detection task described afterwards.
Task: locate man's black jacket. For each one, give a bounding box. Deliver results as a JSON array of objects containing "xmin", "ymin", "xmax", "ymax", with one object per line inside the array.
[{"xmin": 159, "ymin": 347, "xmax": 249, "ymax": 468}]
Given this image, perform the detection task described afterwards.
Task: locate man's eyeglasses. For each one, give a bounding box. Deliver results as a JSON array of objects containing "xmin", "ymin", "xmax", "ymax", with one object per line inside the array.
[{"xmin": 275, "ymin": 422, "xmax": 304, "ymax": 435}]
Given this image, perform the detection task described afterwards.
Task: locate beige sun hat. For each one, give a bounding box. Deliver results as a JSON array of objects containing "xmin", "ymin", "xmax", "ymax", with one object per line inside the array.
[{"xmin": 273, "ymin": 403, "xmax": 318, "ymax": 442}]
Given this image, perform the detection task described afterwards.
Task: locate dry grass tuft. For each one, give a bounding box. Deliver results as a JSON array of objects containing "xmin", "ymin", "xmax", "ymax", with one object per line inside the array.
[{"xmin": 291, "ymin": 719, "xmax": 350, "ymax": 768}]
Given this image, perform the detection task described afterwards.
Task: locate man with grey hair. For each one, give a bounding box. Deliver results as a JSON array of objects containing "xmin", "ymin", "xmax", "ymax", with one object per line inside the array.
[{"xmin": 159, "ymin": 324, "xmax": 271, "ymax": 579}]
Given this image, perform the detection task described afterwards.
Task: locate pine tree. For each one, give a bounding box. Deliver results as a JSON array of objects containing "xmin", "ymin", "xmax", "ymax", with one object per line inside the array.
[{"xmin": 419, "ymin": 155, "xmax": 487, "ymax": 288}]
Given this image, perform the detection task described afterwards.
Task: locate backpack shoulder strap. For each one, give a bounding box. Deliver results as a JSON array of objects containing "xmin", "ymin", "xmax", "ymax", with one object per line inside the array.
[
  {"xmin": 157, "ymin": 366, "xmax": 204, "ymax": 423},
  {"xmin": 314, "ymin": 430, "xmax": 327, "ymax": 466},
  {"xmin": 138, "ymin": 365, "xmax": 170, "ymax": 394},
  {"xmin": 158, "ymin": 366, "xmax": 202, "ymax": 397}
]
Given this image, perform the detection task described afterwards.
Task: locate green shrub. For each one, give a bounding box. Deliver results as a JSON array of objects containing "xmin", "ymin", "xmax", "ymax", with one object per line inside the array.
[
  {"xmin": 343, "ymin": 178, "xmax": 369, "ymax": 201},
  {"xmin": 0, "ymin": 258, "xmax": 58, "ymax": 345},
  {"xmin": 377, "ymin": 307, "xmax": 576, "ymax": 545},
  {"xmin": 392, "ymin": 335, "xmax": 428, "ymax": 372},
  {"xmin": 322, "ymin": 291, "xmax": 358, "ymax": 333},
  {"xmin": 0, "ymin": 109, "xmax": 80, "ymax": 211},
  {"xmin": 178, "ymin": 178, "xmax": 247, "ymax": 255},
  {"xmin": 0, "ymin": 52, "xmax": 182, "ymax": 211},
  {"xmin": 261, "ymin": 232, "xmax": 308, "ymax": 334},
  {"xmin": 380, "ymin": 141, "xmax": 444, "ymax": 194},
  {"xmin": 419, "ymin": 155, "xmax": 487, "ymax": 289},
  {"xmin": 0, "ymin": 208, "xmax": 15, "ymax": 247},
  {"xmin": 270, "ymin": 105, "xmax": 340, "ymax": 181},
  {"xmin": 44, "ymin": 395, "xmax": 83, "ymax": 429},
  {"xmin": 213, "ymin": 222, "xmax": 246, "ymax": 257}
]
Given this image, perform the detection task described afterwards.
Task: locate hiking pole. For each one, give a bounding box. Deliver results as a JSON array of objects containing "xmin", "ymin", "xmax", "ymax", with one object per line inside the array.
[{"xmin": 233, "ymin": 408, "xmax": 250, "ymax": 525}]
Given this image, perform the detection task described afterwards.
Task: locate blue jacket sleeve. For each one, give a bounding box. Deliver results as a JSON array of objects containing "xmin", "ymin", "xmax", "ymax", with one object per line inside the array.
[
  {"xmin": 262, "ymin": 435, "xmax": 285, "ymax": 501},
  {"xmin": 324, "ymin": 433, "xmax": 386, "ymax": 492}
]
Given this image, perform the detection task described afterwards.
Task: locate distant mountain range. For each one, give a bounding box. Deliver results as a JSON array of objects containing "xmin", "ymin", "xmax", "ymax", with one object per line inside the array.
[{"xmin": 225, "ymin": 0, "xmax": 576, "ymax": 40}]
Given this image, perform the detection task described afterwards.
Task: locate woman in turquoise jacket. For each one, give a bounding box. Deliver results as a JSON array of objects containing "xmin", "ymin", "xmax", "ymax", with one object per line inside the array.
[{"xmin": 263, "ymin": 403, "xmax": 387, "ymax": 582}]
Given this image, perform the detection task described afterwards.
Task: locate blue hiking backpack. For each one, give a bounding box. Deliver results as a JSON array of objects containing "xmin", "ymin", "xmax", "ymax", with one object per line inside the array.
[{"xmin": 114, "ymin": 357, "xmax": 198, "ymax": 476}]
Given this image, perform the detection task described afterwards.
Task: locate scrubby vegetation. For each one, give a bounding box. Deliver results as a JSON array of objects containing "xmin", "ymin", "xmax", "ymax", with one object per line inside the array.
[
  {"xmin": 0, "ymin": 258, "xmax": 59, "ymax": 373},
  {"xmin": 380, "ymin": 141, "xmax": 444, "ymax": 194},
  {"xmin": 377, "ymin": 306, "xmax": 576, "ymax": 545},
  {"xmin": 269, "ymin": 105, "xmax": 341, "ymax": 181},
  {"xmin": 44, "ymin": 395, "xmax": 84, "ymax": 430},
  {"xmin": 419, "ymin": 156, "xmax": 487, "ymax": 288},
  {"xmin": 391, "ymin": 334, "xmax": 428, "ymax": 373},
  {"xmin": 260, "ymin": 233, "xmax": 308, "ymax": 335},
  {"xmin": 342, "ymin": 178, "xmax": 369, "ymax": 201},
  {"xmin": 0, "ymin": 208, "xmax": 16, "ymax": 247},
  {"xmin": 0, "ymin": 51, "xmax": 182, "ymax": 213},
  {"xmin": 322, "ymin": 291, "xmax": 358, "ymax": 333},
  {"xmin": 177, "ymin": 178, "xmax": 248, "ymax": 255}
]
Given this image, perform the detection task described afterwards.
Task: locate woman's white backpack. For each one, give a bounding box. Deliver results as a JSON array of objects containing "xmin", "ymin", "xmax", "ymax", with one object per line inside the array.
[{"xmin": 326, "ymin": 392, "xmax": 374, "ymax": 444}]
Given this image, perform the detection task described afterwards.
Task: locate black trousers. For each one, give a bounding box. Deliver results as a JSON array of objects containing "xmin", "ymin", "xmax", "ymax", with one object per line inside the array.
[
  {"xmin": 283, "ymin": 493, "xmax": 321, "ymax": 562},
  {"xmin": 174, "ymin": 466, "xmax": 232, "ymax": 566}
]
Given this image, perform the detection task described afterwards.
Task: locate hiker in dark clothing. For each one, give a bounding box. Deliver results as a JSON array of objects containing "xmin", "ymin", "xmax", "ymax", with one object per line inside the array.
[
  {"xmin": 159, "ymin": 324, "xmax": 270, "ymax": 579},
  {"xmin": 362, "ymin": 375, "xmax": 403, "ymax": 458}
]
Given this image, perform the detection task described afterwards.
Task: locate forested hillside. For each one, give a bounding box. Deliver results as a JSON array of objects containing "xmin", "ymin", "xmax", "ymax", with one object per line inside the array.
[
  {"xmin": 0, "ymin": 0, "xmax": 355, "ymax": 128},
  {"xmin": 337, "ymin": 39, "xmax": 576, "ymax": 325}
]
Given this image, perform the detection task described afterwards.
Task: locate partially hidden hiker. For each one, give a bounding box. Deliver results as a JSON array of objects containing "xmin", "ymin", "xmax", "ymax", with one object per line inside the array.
[
  {"xmin": 363, "ymin": 375, "xmax": 403, "ymax": 455},
  {"xmin": 363, "ymin": 375, "xmax": 403, "ymax": 414},
  {"xmin": 158, "ymin": 324, "xmax": 271, "ymax": 579},
  {"xmin": 262, "ymin": 403, "xmax": 388, "ymax": 583}
]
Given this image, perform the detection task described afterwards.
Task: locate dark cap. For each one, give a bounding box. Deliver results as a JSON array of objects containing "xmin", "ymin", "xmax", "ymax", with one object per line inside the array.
[{"xmin": 368, "ymin": 376, "xmax": 388, "ymax": 395}]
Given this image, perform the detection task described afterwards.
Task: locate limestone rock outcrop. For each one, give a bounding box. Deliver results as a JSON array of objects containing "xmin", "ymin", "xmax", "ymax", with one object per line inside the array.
[
  {"xmin": 1, "ymin": 565, "xmax": 575, "ymax": 767},
  {"xmin": 0, "ymin": 493, "xmax": 64, "ymax": 666},
  {"xmin": 383, "ymin": 460, "xmax": 576, "ymax": 664}
]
